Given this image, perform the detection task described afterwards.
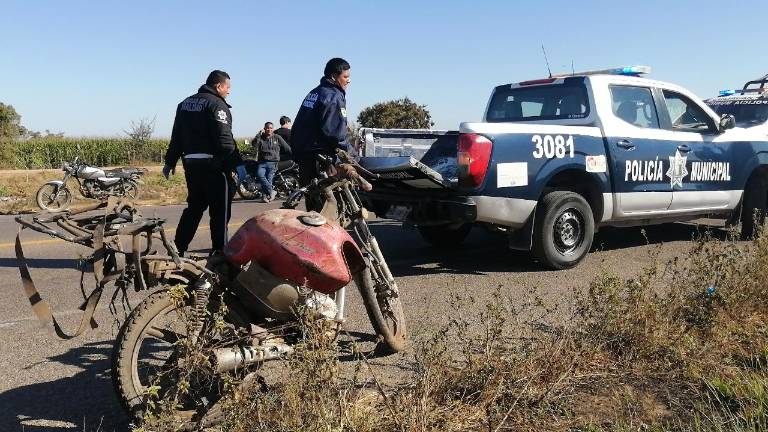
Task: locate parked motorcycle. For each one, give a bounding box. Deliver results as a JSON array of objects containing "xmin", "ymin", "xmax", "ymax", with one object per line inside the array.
[
  {"xmin": 35, "ymin": 156, "xmax": 146, "ymax": 211},
  {"xmin": 233, "ymin": 152, "xmax": 301, "ymax": 200},
  {"xmin": 112, "ymin": 151, "xmax": 406, "ymax": 426}
]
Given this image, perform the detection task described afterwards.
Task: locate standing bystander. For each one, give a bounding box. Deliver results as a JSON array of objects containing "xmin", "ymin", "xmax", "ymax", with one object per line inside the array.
[{"xmin": 253, "ymin": 121, "xmax": 290, "ymax": 202}]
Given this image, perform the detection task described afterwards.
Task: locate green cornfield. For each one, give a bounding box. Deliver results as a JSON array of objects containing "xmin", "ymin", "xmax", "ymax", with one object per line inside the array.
[
  {"xmin": 0, "ymin": 137, "xmax": 168, "ymax": 169},
  {"xmin": 0, "ymin": 137, "xmax": 253, "ymax": 169}
]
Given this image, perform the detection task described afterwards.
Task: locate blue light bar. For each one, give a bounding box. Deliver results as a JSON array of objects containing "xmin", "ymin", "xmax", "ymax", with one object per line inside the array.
[
  {"xmin": 550, "ymin": 65, "xmax": 652, "ymax": 79},
  {"xmin": 616, "ymin": 66, "xmax": 652, "ymax": 76},
  {"xmin": 719, "ymin": 89, "xmax": 736, "ymax": 96}
]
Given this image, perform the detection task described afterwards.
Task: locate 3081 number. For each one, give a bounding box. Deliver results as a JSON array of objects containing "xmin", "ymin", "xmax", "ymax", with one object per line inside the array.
[{"xmin": 531, "ymin": 135, "xmax": 574, "ymax": 159}]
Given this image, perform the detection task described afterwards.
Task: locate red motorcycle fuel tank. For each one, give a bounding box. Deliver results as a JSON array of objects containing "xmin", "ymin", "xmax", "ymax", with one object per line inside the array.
[{"xmin": 224, "ymin": 210, "xmax": 364, "ymax": 294}]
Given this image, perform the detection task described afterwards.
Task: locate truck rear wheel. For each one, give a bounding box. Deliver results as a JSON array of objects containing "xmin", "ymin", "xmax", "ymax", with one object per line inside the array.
[
  {"xmin": 740, "ymin": 174, "xmax": 768, "ymax": 240},
  {"xmin": 532, "ymin": 191, "xmax": 594, "ymax": 270},
  {"xmin": 418, "ymin": 223, "xmax": 472, "ymax": 248}
]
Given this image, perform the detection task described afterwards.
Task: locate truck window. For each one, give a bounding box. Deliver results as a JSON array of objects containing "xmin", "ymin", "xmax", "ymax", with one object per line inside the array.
[
  {"xmin": 486, "ymin": 83, "xmax": 589, "ymax": 122},
  {"xmin": 707, "ymin": 99, "xmax": 768, "ymax": 127},
  {"xmin": 662, "ymin": 90, "xmax": 715, "ymax": 133},
  {"xmin": 609, "ymin": 85, "xmax": 659, "ymax": 129}
]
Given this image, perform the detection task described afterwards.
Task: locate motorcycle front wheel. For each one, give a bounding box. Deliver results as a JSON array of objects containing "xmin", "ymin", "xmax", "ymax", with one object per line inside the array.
[
  {"xmin": 233, "ymin": 173, "xmax": 262, "ymax": 201},
  {"xmin": 355, "ymin": 259, "xmax": 408, "ymax": 353},
  {"xmin": 112, "ymin": 290, "xmax": 228, "ymax": 429},
  {"xmin": 35, "ymin": 182, "xmax": 72, "ymax": 211},
  {"xmin": 276, "ymin": 173, "xmax": 300, "ymax": 198}
]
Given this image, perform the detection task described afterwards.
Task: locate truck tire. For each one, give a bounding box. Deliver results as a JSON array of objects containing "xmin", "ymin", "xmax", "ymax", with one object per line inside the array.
[
  {"xmin": 532, "ymin": 191, "xmax": 594, "ymax": 270},
  {"xmin": 418, "ymin": 223, "xmax": 472, "ymax": 248},
  {"xmin": 740, "ymin": 174, "xmax": 768, "ymax": 240}
]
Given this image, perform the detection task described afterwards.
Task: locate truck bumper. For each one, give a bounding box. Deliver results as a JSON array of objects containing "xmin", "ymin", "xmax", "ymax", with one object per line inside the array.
[
  {"xmin": 472, "ymin": 196, "xmax": 536, "ymax": 229},
  {"xmin": 362, "ymin": 191, "xmax": 537, "ymax": 229},
  {"xmin": 361, "ymin": 190, "xmax": 477, "ymax": 226}
]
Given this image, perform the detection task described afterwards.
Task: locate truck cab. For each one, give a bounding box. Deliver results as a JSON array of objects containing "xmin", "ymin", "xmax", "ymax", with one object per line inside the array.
[{"xmin": 362, "ymin": 67, "xmax": 768, "ymax": 269}]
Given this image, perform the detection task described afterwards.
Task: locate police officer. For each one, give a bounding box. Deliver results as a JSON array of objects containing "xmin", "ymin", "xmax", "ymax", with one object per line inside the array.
[
  {"xmin": 163, "ymin": 70, "xmax": 240, "ymax": 256},
  {"xmin": 291, "ymin": 58, "xmax": 352, "ymax": 209}
]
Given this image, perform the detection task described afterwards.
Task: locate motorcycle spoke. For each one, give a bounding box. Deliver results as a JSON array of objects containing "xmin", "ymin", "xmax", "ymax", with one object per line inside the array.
[{"xmin": 145, "ymin": 325, "xmax": 183, "ymax": 344}]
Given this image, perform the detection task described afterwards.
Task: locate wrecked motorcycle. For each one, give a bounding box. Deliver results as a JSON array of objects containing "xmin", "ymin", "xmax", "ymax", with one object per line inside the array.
[{"xmin": 107, "ymin": 152, "xmax": 406, "ymax": 425}]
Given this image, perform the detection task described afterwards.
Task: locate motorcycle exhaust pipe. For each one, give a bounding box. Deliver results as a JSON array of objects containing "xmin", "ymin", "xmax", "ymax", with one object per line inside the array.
[{"xmin": 213, "ymin": 341, "xmax": 294, "ymax": 373}]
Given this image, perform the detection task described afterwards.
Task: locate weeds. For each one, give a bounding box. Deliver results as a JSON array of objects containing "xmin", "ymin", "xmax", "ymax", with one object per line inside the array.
[{"xmin": 136, "ymin": 227, "xmax": 768, "ymax": 431}]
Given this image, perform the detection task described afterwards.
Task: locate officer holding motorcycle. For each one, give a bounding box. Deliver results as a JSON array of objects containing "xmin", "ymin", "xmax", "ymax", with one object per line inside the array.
[
  {"xmin": 291, "ymin": 57, "xmax": 352, "ymax": 210},
  {"xmin": 163, "ymin": 70, "xmax": 241, "ymax": 256}
]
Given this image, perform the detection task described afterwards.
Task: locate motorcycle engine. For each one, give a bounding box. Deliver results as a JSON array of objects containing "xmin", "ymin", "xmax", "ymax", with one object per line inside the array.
[
  {"xmin": 81, "ymin": 180, "xmax": 105, "ymax": 199},
  {"xmin": 231, "ymin": 261, "xmax": 337, "ymax": 322}
]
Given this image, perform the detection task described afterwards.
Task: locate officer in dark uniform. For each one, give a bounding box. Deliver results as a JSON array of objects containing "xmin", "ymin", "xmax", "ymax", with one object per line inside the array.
[
  {"xmin": 163, "ymin": 70, "xmax": 240, "ymax": 256},
  {"xmin": 291, "ymin": 58, "xmax": 351, "ymax": 210}
]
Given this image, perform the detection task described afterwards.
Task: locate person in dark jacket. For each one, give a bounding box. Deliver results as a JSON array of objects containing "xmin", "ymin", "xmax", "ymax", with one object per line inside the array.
[
  {"xmin": 163, "ymin": 70, "xmax": 241, "ymax": 256},
  {"xmin": 291, "ymin": 58, "xmax": 351, "ymax": 210},
  {"xmin": 275, "ymin": 116, "xmax": 292, "ymax": 148},
  {"xmin": 252, "ymin": 121, "xmax": 291, "ymax": 202},
  {"xmin": 274, "ymin": 115, "xmax": 294, "ymax": 170}
]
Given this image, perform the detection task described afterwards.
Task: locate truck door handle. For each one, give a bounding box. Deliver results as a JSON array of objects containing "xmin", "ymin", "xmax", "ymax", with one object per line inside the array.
[
  {"xmin": 677, "ymin": 144, "xmax": 691, "ymax": 153},
  {"xmin": 616, "ymin": 139, "xmax": 635, "ymax": 150}
]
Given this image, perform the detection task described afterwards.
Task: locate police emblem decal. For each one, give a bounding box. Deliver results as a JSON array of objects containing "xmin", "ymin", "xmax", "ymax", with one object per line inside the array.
[
  {"xmin": 216, "ymin": 110, "xmax": 228, "ymax": 124},
  {"xmin": 666, "ymin": 150, "xmax": 689, "ymax": 188}
]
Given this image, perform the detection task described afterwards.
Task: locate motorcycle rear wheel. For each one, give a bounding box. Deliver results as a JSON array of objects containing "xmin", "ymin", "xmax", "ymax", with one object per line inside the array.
[
  {"xmin": 35, "ymin": 182, "xmax": 72, "ymax": 211},
  {"xmin": 355, "ymin": 262, "xmax": 408, "ymax": 353}
]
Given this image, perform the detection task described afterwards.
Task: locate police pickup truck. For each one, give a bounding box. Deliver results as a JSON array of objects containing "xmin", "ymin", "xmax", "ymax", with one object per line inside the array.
[
  {"xmin": 705, "ymin": 74, "xmax": 768, "ymax": 134},
  {"xmin": 361, "ymin": 66, "xmax": 768, "ymax": 270}
]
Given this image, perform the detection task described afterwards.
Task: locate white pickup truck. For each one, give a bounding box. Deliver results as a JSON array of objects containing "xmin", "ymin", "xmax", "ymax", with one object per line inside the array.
[{"xmin": 361, "ymin": 66, "xmax": 768, "ymax": 269}]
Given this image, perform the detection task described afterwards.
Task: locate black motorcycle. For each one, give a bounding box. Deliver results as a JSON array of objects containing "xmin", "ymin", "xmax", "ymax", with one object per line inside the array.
[
  {"xmin": 233, "ymin": 155, "xmax": 300, "ymax": 200},
  {"xmin": 35, "ymin": 156, "xmax": 146, "ymax": 211}
]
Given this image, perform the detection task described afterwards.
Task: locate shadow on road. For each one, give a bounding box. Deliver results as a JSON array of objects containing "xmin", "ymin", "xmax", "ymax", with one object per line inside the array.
[
  {"xmin": 0, "ymin": 257, "xmax": 83, "ymax": 270},
  {"xmin": 368, "ymin": 221, "xmax": 541, "ymax": 277},
  {"xmin": 0, "ymin": 341, "xmax": 128, "ymax": 432},
  {"xmin": 369, "ymin": 220, "xmax": 731, "ymax": 277}
]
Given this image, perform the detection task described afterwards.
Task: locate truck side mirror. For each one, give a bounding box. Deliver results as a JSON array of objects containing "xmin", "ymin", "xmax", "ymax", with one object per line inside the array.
[{"xmin": 719, "ymin": 114, "xmax": 736, "ymax": 131}]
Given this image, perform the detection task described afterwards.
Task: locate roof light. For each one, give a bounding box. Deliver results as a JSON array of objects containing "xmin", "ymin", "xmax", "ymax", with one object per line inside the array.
[
  {"xmin": 719, "ymin": 89, "xmax": 736, "ymax": 96},
  {"xmin": 551, "ymin": 65, "xmax": 651, "ymax": 78},
  {"xmin": 617, "ymin": 66, "xmax": 652, "ymax": 76}
]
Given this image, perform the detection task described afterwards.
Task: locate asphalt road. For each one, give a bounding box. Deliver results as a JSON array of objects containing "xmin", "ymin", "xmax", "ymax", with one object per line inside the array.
[{"xmin": 0, "ymin": 200, "xmax": 719, "ymax": 431}]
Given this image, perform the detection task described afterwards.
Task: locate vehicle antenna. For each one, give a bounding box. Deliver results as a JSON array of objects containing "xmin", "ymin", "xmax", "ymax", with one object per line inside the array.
[
  {"xmin": 541, "ymin": 44, "xmax": 552, "ymax": 78},
  {"xmin": 571, "ymin": 60, "xmax": 575, "ymax": 76}
]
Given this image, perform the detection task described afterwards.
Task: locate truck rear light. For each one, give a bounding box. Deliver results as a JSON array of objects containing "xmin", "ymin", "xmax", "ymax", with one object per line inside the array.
[
  {"xmin": 457, "ymin": 133, "xmax": 493, "ymax": 188},
  {"xmin": 519, "ymin": 78, "xmax": 557, "ymax": 86}
]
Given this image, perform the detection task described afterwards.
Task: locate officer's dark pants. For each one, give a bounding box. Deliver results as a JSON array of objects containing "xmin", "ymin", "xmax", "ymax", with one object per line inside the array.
[
  {"xmin": 298, "ymin": 158, "xmax": 323, "ymax": 212},
  {"xmin": 174, "ymin": 159, "xmax": 235, "ymax": 255}
]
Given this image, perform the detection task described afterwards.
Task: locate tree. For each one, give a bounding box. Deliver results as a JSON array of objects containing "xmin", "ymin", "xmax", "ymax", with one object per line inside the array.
[
  {"xmin": 0, "ymin": 102, "xmax": 25, "ymax": 139},
  {"xmin": 124, "ymin": 116, "xmax": 156, "ymax": 145},
  {"xmin": 357, "ymin": 97, "xmax": 434, "ymax": 129},
  {"xmin": 124, "ymin": 116, "xmax": 157, "ymax": 163}
]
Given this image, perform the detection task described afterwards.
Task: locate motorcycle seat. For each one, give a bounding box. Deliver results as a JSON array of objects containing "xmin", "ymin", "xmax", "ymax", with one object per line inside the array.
[{"xmin": 277, "ymin": 160, "xmax": 296, "ymax": 172}]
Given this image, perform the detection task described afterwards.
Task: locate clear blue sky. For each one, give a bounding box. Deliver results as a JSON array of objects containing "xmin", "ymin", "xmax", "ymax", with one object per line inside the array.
[{"xmin": 2, "ymin": 0, "xmax": 767, "ymax": 138}]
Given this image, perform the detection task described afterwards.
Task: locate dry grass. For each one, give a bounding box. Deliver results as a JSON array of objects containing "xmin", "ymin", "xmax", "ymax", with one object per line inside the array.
[
  {"xmin": 134, "ymin": 226, "xmax": 768, "ymax": 431},
  {"xmin": 0, "ymin": 166, "xmax": 188, "ymax": 214}
]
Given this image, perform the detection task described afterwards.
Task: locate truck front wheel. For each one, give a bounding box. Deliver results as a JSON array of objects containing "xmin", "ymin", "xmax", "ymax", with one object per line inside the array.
[
  {"xmin": 418, "ymin": 223, "xmax": 472, "ymax": 248},
  {"xmin": 532, "ymin": 191, "xmax": 594, "ymax": 270}
]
